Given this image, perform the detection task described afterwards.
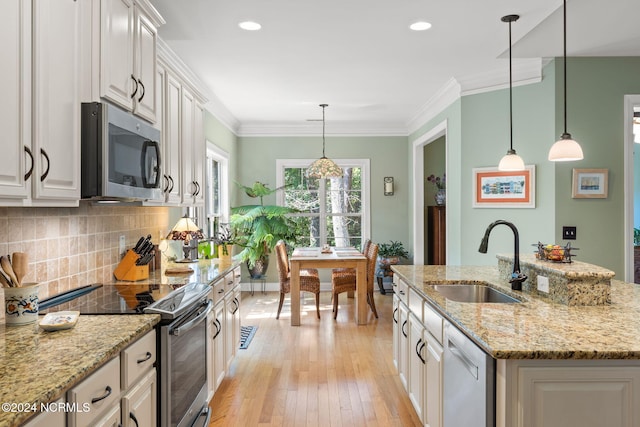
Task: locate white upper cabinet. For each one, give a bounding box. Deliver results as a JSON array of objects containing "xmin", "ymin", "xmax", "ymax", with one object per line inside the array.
[
  {"xmin": 179, "ymin": 87, "xmax": 205, "ymax": 206},
  {"xmin": 0, "ymin": 0, "xmax": 82, "ymax": 206},
  {"xmin": 99, "ymin": 0, "xmax": 163, "ymax": 123},
  {"xmin": 32, "ymin": 0, "xmax": 82, "ymax": 203},
  {"xmin": 0, "ymin": 0, "xmax": 31, "ymax": 200}
]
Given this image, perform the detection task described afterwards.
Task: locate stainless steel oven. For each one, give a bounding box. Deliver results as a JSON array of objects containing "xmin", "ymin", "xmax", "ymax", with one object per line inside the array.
[
  {"xmin": 40, "ymin": 281, "xmax": 214, "ymax": 427},
  {"xmin": 146, "ymin": 282, "xmax": 213, "ymax": 427}
]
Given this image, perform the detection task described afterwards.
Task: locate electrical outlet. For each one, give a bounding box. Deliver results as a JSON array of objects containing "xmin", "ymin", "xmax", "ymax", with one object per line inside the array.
[
  {"xmin": 562, "ymin": 226, "xmax": 577, "ymax": 240},
  {"xmin": 538, "ymin": 275, "xmax": 549, "ymax": 293},
  {"xmin": 119, "ymin": 235, "xmax": 126, "ymax": 257}
]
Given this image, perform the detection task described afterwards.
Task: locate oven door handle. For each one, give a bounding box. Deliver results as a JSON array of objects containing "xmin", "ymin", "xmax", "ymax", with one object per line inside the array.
[
  {"xmin": 170, "ymin": 300, "xmax": 213, "ymax": 336},
  {"xmin": 189, "ymin": 406, "xmax": 211, "ymax": 427}
]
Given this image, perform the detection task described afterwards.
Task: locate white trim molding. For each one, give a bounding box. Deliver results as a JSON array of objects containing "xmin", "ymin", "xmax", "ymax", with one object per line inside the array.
[{"xmin": 411, "ymin": 120, "xmax": 448, "ymax": 265}]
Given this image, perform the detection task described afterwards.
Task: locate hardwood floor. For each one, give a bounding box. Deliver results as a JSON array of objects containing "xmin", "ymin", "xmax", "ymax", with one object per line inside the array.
[{"xmin": 208, "ymin": 289, "xmax": 421, "ymax": 427}]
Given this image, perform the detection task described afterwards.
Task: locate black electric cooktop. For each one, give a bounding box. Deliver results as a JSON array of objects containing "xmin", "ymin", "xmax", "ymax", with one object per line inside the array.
[{"xmin": 39, "ymin": 283, "xmax": 185, "ymax": 315}]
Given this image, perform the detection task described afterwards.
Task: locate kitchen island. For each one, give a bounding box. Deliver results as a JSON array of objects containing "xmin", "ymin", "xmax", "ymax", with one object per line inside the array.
[
  {"xmin": 392, "ymin": 264, "xmax": 640, "ymax": 427},
  {"xmin": 0, "ymin": 314, "xmax": 159, "ymax": 427}
]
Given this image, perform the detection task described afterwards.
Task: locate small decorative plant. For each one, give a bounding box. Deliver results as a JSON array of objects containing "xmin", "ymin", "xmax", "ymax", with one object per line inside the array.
[
  {"xmin": 427, "ymin": 174, "xmax": 446, "ymax": 190},
  {"xmin": 634, "ymin": 228, "xmax": 640, "ymax": 247},
  {"xmin": 213, "ymin": 224, "xmax": 236, "ymax": 256},
  {"xmin": 378, "ymin": 240, "xmax": 410, "ymax": 263}
]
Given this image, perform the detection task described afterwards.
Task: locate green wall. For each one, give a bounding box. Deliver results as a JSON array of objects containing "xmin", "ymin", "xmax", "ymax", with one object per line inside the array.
[
  {"xmin": 409, "ymin": 57, "xmax": 640, "ymax": 277},
  {"xmin": 423, "ymin": 136, "xmax": 446, "ymax": 207},
  {"xmin": 459, "ymin": 64, "xmax": 556, "ymax": 266},
  {"xmin": 553, "ymin": 57, "xmax": 640, "ymax": 275},
  {"xmin": 235, "ymin": 135, "xmax": 409, "ymax": 281},
  {"xmin": 204, "ymin": 57, "xmax": 640, "ymax": 280}
]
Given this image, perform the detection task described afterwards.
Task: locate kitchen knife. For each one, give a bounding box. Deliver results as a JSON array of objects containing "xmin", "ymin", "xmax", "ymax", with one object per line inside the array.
[
  {"xmin": 136, "ymin": 253, "xmax": 154, "ymax": 265},
  {"xmin": 133, "ymin": 236, "xmax": 145, "ymax": 253},
  {"xmin": 138, "ymin": 241, "xmax": 153, "ymax": 257}
]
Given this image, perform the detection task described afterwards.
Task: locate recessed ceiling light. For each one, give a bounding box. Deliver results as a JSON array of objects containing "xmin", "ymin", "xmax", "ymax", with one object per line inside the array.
[
  {"xmin": 239, "ymin": 21, "xmax": 262, "ymax": 31},
  {"xmin": 409, "ymin": 21, "xmax": 432, "ymax": 31}
]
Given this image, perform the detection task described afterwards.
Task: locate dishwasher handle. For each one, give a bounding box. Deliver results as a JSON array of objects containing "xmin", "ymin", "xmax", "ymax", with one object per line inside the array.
[{"xmin": 447, "ymin": 336, "xmax": 479, "ymax": 380}]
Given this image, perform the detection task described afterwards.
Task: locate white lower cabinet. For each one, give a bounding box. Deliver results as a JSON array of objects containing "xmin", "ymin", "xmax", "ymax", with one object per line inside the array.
[
  {"xmin": 394, "ymin": 281, "xmax": 443, "ymax": 427},
  {"xmin": 397, "ymin": 299, "xmax": 409, "ymax": 390},
  {"xmin": 212, "ymin": 299, "xmax": 226, "ymax": 391},
  {"xmin": 65, "ymin": 330, "xmax": 156, "ymax": 427},
  {"xmin": 121, "ymin": 369, "xmax": 156, "ymax": 427},
  {"xmin": 92, "ymin": 403, "xmax": 121, "ymax": 427},
  {"xmin": 424, "ymin": 330, "xmax": 443, "ymax": 427},
  {"xmin": 498, "ymin": 360, "xmax": 640, "ymax": 427},
  {"xmin": 22, "ymin": 398, "xmax": 66, "ymax": 427},
  {"xmin": 207, "ymin": 266, "xmax": 242, "ymax": 402},
  {"xmin": 408, "ymin": 312, "xmax": 425, "ymax": 422},
  {"xmin": 392, "ymin": 295, "xmax": 400, "ymax": 370}
]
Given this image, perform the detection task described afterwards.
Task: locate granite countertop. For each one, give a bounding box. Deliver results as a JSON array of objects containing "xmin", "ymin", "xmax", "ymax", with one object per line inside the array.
[
  {"xmin": 116, "ymin": 259, "xmax": 240, "ymax": 287},
  {"xmin": 0, "ymin": 315, "xmax": 160, "ymax": 427},
  {"xmin": 391, "ymin": 265, "xmax": 640, "ymax": 360}
]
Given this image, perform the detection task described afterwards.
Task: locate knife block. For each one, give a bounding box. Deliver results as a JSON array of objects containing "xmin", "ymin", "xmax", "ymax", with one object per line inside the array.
[{"xmin": 114, "ymin": 249, "xmax": 149, "ymax": 281}]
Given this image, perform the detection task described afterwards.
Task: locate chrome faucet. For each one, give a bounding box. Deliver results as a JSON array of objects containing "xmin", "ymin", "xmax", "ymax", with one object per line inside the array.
[{"xmin": 478, "ymin": 220, "xmax": 527, "ymax": 290}]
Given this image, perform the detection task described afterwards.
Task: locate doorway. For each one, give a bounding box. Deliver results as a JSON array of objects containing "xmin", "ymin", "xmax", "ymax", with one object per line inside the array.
[
  {"xmin": 411, "ymin": 120, "xmax": 447, "ymax": 265},
  {"xmin": 624, "ymin": 95, "xmax": 640, "ymax": 282}
]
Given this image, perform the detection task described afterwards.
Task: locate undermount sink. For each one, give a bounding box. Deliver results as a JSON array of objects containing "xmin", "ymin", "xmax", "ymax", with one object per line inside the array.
[{"xmin": 432, "ymin": 284, "xmax": 521, "ymax": 304}]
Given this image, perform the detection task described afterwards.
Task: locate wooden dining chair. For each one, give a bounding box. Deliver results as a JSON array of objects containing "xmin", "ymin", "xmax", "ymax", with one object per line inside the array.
[
  {"xmin": 331, "ymin": 239, "xmax": 371, "ymax": 276},
  {"xmin": 274, "ymin": 240, "xmax": 321, "ymax": 319},
  {"xmin": 331, "ymin": 242, "xmax": 379, "ymax": 319}
]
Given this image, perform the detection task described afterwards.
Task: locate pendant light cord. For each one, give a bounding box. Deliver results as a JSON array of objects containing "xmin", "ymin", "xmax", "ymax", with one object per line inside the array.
[
  {"xmin": 508, "ymin": 18, "xmax": 513, "ymax": 151},
  {"xmin": 563, "ymin": 0, "xmax": 568, "ymax": 136},
  {"xmin": 320, "ymin": 103, "xmax": 328, "ymax": 157}
]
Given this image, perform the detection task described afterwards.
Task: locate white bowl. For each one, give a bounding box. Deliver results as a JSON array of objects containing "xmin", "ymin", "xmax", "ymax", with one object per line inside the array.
[{"xmin": 39, "ymin": 311, "xmax": 80, "ymax": 331}]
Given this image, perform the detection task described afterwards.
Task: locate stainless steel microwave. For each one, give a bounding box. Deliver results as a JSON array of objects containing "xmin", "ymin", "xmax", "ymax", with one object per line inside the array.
[{"xmin": 81, "ymin": 102, "xmax": 162, "ymax": 202}]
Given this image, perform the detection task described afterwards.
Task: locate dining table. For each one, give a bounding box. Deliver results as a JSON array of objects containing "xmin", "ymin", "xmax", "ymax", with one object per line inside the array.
[{"xmin": 289, "ymin": 246, "xmax": 367, "ymax": 325}]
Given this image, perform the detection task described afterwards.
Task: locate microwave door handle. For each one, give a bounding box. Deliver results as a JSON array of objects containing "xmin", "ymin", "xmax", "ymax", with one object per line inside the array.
[{"xmin": 141, "ymin": 140, "xmax": 161, "ymax": 188}]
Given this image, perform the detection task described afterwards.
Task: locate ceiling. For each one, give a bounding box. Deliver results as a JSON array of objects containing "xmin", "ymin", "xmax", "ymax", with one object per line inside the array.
[{"xmin": 150, "ymin": 0, "xmax": 640, "ymax": 136}]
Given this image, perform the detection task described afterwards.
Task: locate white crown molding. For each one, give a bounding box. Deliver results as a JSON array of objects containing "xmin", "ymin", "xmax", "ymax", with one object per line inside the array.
[
  {"xmin": 458, "ymin": 58, "xmax": 543, "ymax": 96},
  {"xmin": 237, "ymin": 121, "xmax": 408, "ymax": 137},
  {"xmin": 157, "ymin": 38, "xmax": 240, "ymax": 134},
  {"xmin": 406, "ymin": 78, "xmax": 461, "ymax": 135}
]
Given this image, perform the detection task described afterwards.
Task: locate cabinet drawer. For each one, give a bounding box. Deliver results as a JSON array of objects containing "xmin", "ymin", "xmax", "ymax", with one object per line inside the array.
[
  {"xmin": 232, "ymin": 266, "xmax": 241, "ymax": 285},
  {"xmin": 211, "ymin": 277, "xmax": 226, "ymax": 304},
  {"xmin": 67, "ymin": 356, "xmax": 120, "ymax": 427},
  {"xmin": 121, "ymin": 330, "xmax": 156, "ymax": 390},
  {"xmin": 408, "ymin": 288, "xmax": 423, "ymax": 322},
  {"xmin": 224, "ymin": 270, "xmax": 236, "ymax": 293},
  {"xmin": 396, "ymin": 279, "xmax": 408, "ymax": 304},
  {"xmin": 424, "ymin": 301, "xmax": 443, "ymax": 344}
]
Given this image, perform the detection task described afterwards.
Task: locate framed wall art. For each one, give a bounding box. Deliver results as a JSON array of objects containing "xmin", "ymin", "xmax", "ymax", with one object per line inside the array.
[
  {"xmin": 472, "ymin": 165, "xmax": 535, "ymax": 208},
  {"xmin": 572, "ymin": 168, "xmax": 608, "ymax": 199}
]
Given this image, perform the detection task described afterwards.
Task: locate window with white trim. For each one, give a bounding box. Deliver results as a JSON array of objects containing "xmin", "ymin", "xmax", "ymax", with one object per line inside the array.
[
  {"xmin": 204, "ymin": 142, "xmax": 229, "ymax": 237},
  {"xmin": 276, "ymin": 159, "xmax": 370, "ymax": 249}
]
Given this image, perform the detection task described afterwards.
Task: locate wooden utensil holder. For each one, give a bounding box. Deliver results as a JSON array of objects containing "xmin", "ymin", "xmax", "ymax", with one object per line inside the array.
[{"xmin": 113, "ymin": 249, "xmax": 149, "ymax": 281}]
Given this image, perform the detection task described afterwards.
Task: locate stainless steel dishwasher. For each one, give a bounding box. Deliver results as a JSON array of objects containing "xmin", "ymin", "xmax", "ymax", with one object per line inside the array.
[{"xmin": 443, "ymin": 320, "xmax": 495, "ymax": 427}]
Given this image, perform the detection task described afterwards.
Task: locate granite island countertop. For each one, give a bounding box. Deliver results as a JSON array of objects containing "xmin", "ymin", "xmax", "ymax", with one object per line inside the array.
[
  {"xmin": 391, "ymin": 265, "xmax": 640, "ymax": 360},
  {"xmin": 0, "ymin": 314, "xmax": 160, "ymax": 427}
]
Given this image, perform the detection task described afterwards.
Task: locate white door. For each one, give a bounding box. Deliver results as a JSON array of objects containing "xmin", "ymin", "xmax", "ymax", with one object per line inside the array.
[
  {"xmin": 100, "ymin": 0, "xmax": 134, "ymax": 111},
  {"xmin": 0, "ymin": 0, "xmax": 31, "ymax": 200},
  {"xmin": 133, "ymin": 8, "xmax": 157, "ymax": 122},
  {"xmin": 32, "ymin": 0, "xmax": 81, "ymax": 201}
]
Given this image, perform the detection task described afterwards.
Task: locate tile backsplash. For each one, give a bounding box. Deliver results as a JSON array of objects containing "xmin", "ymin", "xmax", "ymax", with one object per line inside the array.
[{"xmin": 0, "ymin": 203, "xmax": 170, "ymax": 307}]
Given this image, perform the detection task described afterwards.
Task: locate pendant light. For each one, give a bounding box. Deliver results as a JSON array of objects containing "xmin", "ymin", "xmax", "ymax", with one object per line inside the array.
[
  {"xmin": 498, "ymin": 14, "xmax": 525, "ymax": 172},
  {"xmin": 548, "ymin": 0, "xmax": 584, "ymax": 161},
  {"xmin": 307, "ymin": 104, "xmax": 343, "ymax": 178}
]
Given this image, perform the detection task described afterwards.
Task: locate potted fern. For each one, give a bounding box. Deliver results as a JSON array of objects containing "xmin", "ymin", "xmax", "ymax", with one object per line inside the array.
[
  {"xmin": 376, "ymin": 240, "xmax": 410, "ymax": 294},
  {"xmin": 230, "ymin": 181, "xmax": 301, "ymax": 278}
]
